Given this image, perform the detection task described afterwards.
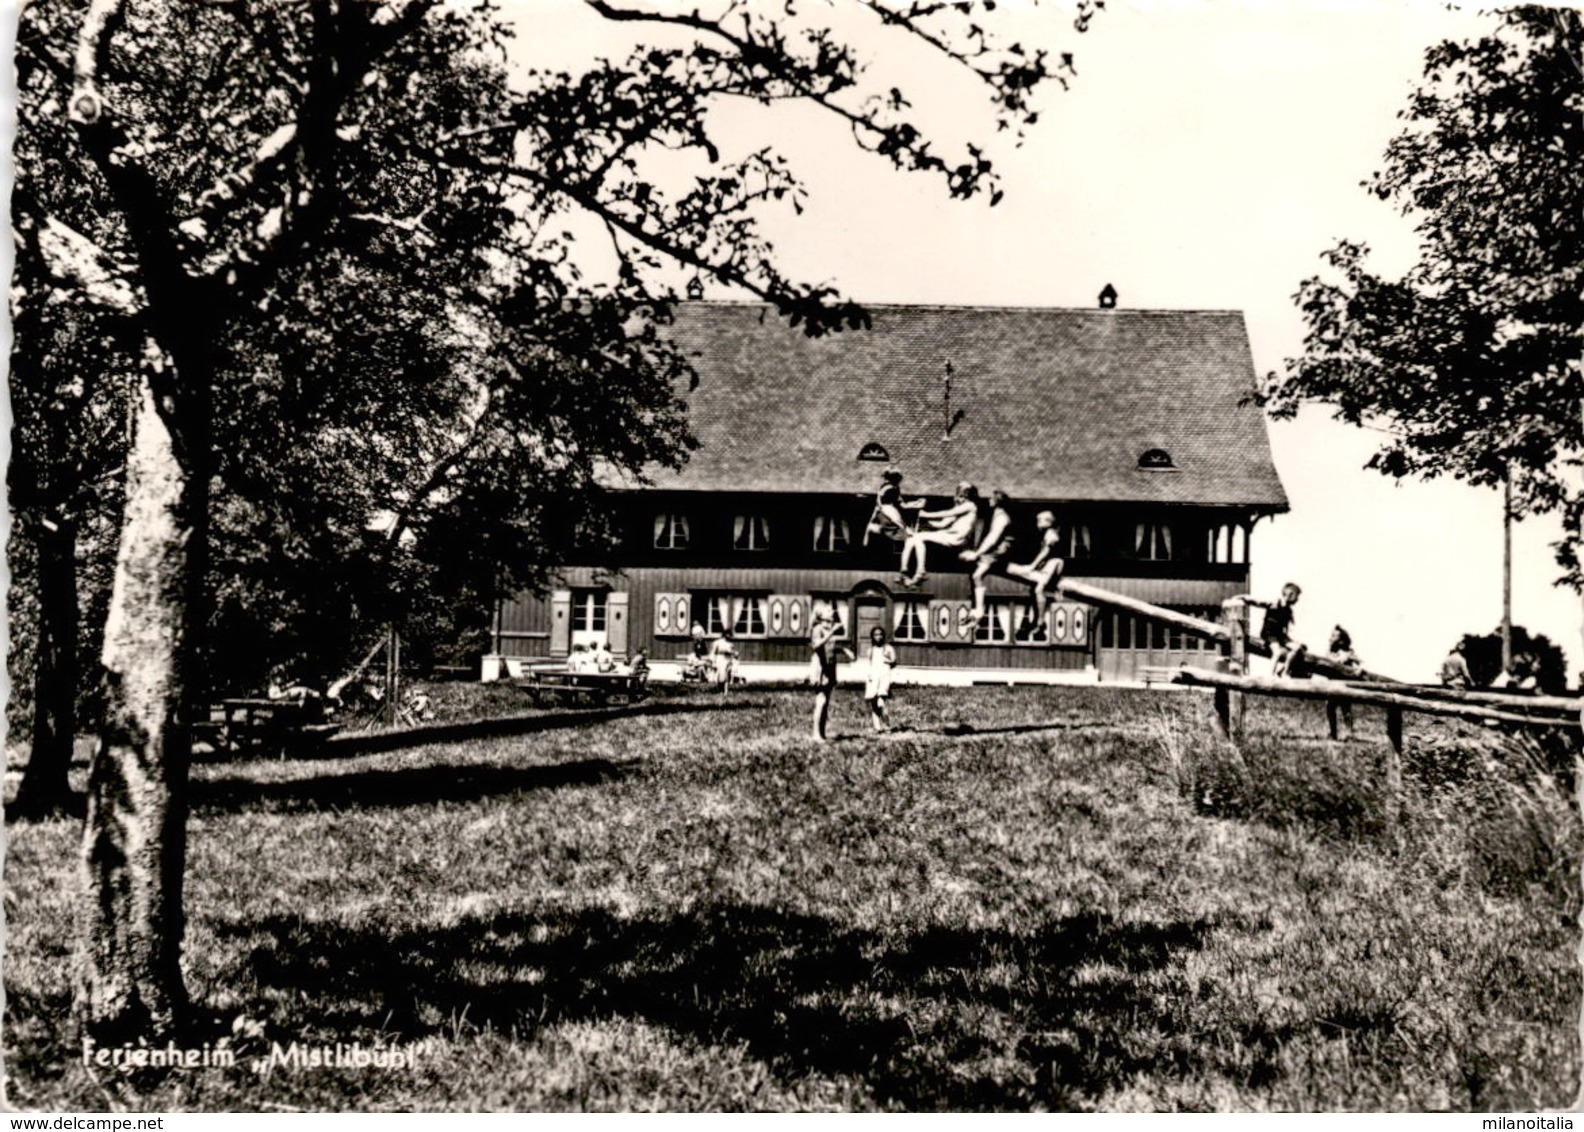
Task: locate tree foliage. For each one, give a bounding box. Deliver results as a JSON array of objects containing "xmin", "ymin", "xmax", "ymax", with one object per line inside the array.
[
  {"xmin": 1457, "ymin": 625, "xmax": 1568, "ymax": 695},
  {"xmin": 16, "ymin": 0, "xmax": 1092, "ymax": 1042},
  {"xmin": 1263, "ymin": 7, "xmax": 1583, "ymax": 587}
]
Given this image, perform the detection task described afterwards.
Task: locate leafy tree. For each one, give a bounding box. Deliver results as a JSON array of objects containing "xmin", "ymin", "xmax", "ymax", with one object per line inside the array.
[
  {"xmin": 20, "ymin": 0, "xmax": 1093, "ymax": 1044},
  {"xmin": 1263, "ymin": 8, "xmax": 1583, "ymax": 587},
  {"xmin": 1457, "ymin": 626, "xmax": 1567, "ymax": 695}
]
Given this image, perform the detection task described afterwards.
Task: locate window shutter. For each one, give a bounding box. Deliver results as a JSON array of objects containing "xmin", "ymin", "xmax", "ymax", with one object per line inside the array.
[
  {"xmin": 1070, "ymin": 602, "xmax": 1092, "ymax": 645},
  {"xmin": 652, "ymin": 592, "xmax": 689, "ymax": 639},
  {"xmin": 607, "ymin": 591, "xmax": 630, "ymax": 655},
  {"xmin": 767, "ymin": 594, "xmax": 804, "ymax": 638},
  {"xmin": 549, "ymin": 590, "xmax": 572, "ymax": 657},
  {"xmin": 782, "ymin": 595, "xmax": 809, "ymax": 638},
  {"xmin": 1048, "ymin": 603, "xmax": 1068, "ymax": 644},
  {"xmin": 929, "ymin": 599, "xmax": 972, "ymax": 643},
  {"xmin": 1045, "ymin": 601, "xmax": 1093, "ymax": 647}
]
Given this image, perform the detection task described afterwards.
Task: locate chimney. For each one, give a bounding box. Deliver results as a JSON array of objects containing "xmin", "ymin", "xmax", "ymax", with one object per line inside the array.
[{"xmin": 1098, "ymin": 283, "xmax": 1118, "ymax": 309}]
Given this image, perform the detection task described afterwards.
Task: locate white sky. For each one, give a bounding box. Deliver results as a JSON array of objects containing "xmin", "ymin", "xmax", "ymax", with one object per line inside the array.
[{"xmin": 508, "ymin": 0, "xmax": 1582, "ymax": 683}]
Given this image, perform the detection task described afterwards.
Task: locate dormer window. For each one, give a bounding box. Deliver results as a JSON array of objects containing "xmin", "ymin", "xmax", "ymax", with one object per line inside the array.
[
  {"xmin": 654, "ymin": 513, "xmax": 690, "ymax": 549},
  {"xmin": 857, "ymin": 441, "xmax": 890, "ymax": 462},
  {"xmin": 733, "ymin": 514, "xmax": 771, "ymax": 551},
  {"xmin": 1138, "ymin": 448, "xmax": 1176, "ymax": 471}
]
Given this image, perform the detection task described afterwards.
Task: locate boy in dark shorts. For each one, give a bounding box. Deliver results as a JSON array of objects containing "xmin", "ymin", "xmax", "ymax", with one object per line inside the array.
[
  {"xmin": 1004, "ymin": 509, "xmax": 1066, "ymax": 612},
  {"xmin": 809, "ymin": 608, "xmax": 852, "ymax": 741},
  {"xmin": 1241, "ymin": 582, "xmax": 1302, "ymax": 675}
]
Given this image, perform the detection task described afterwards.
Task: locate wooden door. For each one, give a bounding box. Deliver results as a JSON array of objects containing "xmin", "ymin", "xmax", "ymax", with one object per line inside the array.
[{"xmin": 854, "ymin": 597, "xmax": 887, "ymax": 650}]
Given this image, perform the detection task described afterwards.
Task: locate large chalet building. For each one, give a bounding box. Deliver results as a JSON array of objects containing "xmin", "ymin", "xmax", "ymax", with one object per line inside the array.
[{"xmin": 486, "ymin": 299, "xmax": 1289, "ymax": 684}]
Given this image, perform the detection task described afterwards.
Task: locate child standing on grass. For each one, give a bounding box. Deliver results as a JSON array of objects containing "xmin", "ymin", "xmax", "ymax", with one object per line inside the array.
[
  {"xmin": 711, "ymin": 629, "xmax": 738, "ymax": 693},
  {"xmin": 809, "ymin": 608, "xmax": 852, "ymax": 742},
  {"xmin": 863, "ymin": 626, "xmax": 898, "ymax": 733}
]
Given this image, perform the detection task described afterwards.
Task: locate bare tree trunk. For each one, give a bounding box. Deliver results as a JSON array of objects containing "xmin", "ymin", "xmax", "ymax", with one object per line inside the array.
[
  {"xmin": 73, "ymin": 378, "xmax": 206, "ymax": 1045},
  {"xmin": 14, "ymin": 517, "xmax": 80, "ymax": 818}
]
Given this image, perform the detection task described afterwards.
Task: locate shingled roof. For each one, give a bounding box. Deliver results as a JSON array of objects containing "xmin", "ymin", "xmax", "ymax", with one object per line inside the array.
[{"xmin": 652, "ymin": 302, "xmax": 1288, "ymax": 509}]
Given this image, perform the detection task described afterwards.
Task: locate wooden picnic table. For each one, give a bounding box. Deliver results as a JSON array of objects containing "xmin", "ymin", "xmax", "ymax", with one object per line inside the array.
[
  {"xmin": 514, "ymin": 667, "xmax": 649, "ymax": 708},
  {"xmin": 193, "ymin": 697, "xmax": 341, "ymax": 756}
]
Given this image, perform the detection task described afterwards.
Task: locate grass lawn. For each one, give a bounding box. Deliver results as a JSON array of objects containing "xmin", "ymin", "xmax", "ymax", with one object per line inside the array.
[{"xmin": 5, "ymin": 683, "xmax": 1579, "ymax": 1111}]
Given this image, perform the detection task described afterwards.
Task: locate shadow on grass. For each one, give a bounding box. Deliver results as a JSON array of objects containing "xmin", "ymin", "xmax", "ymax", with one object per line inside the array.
[
  {"xmin": 228, "ymin": 903, "xmax": 1244, "ymax": 1110},
  {"xmin": 191, "ymin": 756, "xmax": 639, "ymax": 815},
  {"xmin": 306, "ymin": 699, "xmax": 759, "ymax": 759},
  {"xmin": 918, "ymin": 720, "xmax": 1120, "ymax": 740}
]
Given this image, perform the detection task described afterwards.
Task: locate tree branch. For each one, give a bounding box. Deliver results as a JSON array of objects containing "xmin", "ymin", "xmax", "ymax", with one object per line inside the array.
[
  {"xmin": 69, "ymin": 0, "xmax": 124, "ymax": 127},
  {"xmin": 582, "ymin": 0, "xmax": 755, "ymax": 55},
  {"xmin": 455, "ymin": 153, "xmax": 789, "ymax": 313},
  {"xmin": 31, "ymin": 214, "xmax": 143, "ymax": 315}
]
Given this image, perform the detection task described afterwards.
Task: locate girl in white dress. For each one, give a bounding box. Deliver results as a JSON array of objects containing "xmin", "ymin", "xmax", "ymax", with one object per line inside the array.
[{"xmin": 863, "ymin": 626, "xmax": 898, "ymax": 733}]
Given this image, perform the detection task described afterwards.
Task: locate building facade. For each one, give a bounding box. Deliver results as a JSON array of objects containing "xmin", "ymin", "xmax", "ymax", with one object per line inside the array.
[{"xmin": 487, "ymin": 301, "xmax": 1288, "ymax": 684}]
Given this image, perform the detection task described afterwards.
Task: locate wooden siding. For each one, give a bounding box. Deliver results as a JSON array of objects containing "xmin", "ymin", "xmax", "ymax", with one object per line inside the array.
[
  {"xmin": 496, "ymin": 589, "xmax": 551, "ymax": 650},
  {"xmin": 494, "ymin": 564, "xmax": 1249, "ymax": 679},
  {"xmin": 613, "ymin": 490, "xmax": 1260, "ymax": 576},
  {"xmin": 491, "ymin": 491, "xmax": 1257, "ymax": 680}
]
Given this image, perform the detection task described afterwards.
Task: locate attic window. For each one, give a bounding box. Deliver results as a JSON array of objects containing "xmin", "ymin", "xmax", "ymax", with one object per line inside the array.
[
  {"xmin": 1137, "ymin": 448, "xmax": 1177, "ymax": 471},
  {"xmin": 857, "ymin": 441, "xmax": 890, "ymax": 462}
]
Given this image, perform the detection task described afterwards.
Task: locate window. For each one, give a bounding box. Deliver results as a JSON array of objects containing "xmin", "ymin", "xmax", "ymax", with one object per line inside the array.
[
  {"xmin": 893, "ymin": 599, "xmax": 929, "ymax": 642},
  {"xmin": 571, "ymin": 589, "xmax": 608, "ymax": 647},
  {"xmin": 1207, "ymin": 523, "xmax": 1248, "ymax": 564},
  {"xmin": 1135, "ymin": 522, "xmax": 1173, "ymax": 561},
  {"xmin": 973, "ymin": 601, "xmax": 1013, "ymax": 645},
  {"xmin": 653, "ymin": 513, "xmax": 690, "ymax": 550},
  {"xmin": 1138, "ymin": 448, "xmax": 1176, "ymax": 470},
  {"xmin": 1013, "ymin": 602, "xmax": 1050, "ymax": 644},
  {"xmin": 732, "ymin": 596, "xmax": 768, "ymax": 638},
  {"xmin": 810, "ymin": 596, "xmax": 848, "ymax": 639},
  {"xmin": 693, "ymin": 593, "xmax": 771, "ymax": 639},
  {"xmin": 813, "ymin": 516, "xmax": 851, "ymax": 553},
  {"xmin": 1062, "ymin": 523, "xmax": 1093, "ymax": 559},
  {"xmin": 701, "ymin": 595, "xmax": 731, "ymax": 635},
  {"xmin": 857, "ymin": 441, "xmax": 890, "ymax": 462},
  {"xmin": 733, "ymin": 514, "xmax": 771, "ymax": 550}
]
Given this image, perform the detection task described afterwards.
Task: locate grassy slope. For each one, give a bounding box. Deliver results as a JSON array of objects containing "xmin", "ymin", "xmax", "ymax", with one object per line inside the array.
[{"xmin": 4, "ymin": 685, "xmax": 1579, "ymax": 1111}]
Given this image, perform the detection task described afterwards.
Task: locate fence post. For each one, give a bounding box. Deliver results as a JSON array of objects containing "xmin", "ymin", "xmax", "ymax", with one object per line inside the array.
[
  {"xmin": 1216, "ymin": 601, "xmax": 1241, "ymax": 744},
  {"xmin": 1383, "ymin": 705, "xmax": 1403, "ymax": 845},
  {"xmin": 1216, "ymin": 598, "xmax": 1248, "ymax": 743}
]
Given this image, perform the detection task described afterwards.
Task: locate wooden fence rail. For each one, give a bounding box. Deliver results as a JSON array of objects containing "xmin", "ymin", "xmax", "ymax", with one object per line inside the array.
[
  {"xmin": 1053, "ymin": 579, "xmax": 1388, "ymax": 682},
  {"xmin": 1053, "ymin": 576, "xmax": 1580, "ymax": 844},
  {"xmin": 1165, "ymin": 666, "xmax": 1582, "ymax": 736},
  {"xmin": 1164, "ymin": 665, "xmax": 1580, "ymax": 844},
  {"xmin": 1335, "ymin": 680, "xmax": 1579, "ymax": 718}
]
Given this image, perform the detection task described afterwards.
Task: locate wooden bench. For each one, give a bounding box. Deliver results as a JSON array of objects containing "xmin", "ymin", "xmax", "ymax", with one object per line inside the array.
[
  {"xmin": 514, "ymin": 668, "xmax": 650, "ymax": 708},
  {"xmin": 197, "ymin": 698, "xmax": 341, "ymax": 757}
]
